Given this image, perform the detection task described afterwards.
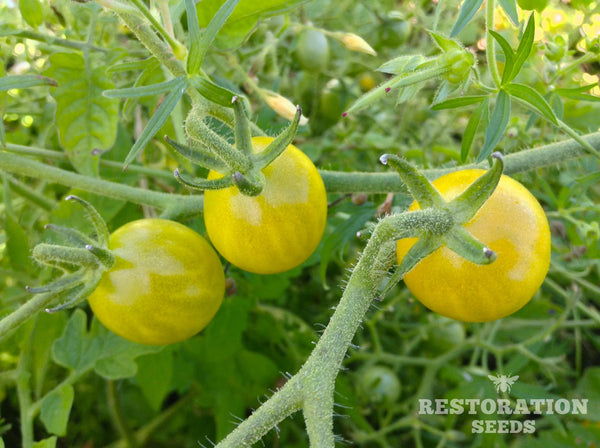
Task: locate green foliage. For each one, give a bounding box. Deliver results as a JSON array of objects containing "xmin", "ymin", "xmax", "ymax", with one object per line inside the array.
[
  {"xmin": 1, "ymin": 0, "xmax": 599, "ymax": 446},
  {"xmin": 43, "ymin": 53, "xmax": 120, "ymax": 175}
]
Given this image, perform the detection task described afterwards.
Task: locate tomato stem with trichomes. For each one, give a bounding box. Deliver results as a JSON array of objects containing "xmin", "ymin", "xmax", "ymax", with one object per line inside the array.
[
  {"xmin": 0, "ymin": 197, "xmax": 114, "ymax": 341},
  {"xmin": 214, "ymin": 155, "xmax": 505, "ymax": 447}
]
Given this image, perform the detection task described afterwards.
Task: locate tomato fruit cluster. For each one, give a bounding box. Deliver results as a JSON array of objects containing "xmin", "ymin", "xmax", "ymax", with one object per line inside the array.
[
  {"xmin": 88, "ymin": 219, "xmax": 225, "ymax": 345},
  {"xmin": 397, "ymin": 170, "xmax": 551, "ymax": 323},
  {"xmin": 204, "ymin": 137, "xmax": 328, "ymax": 275}
]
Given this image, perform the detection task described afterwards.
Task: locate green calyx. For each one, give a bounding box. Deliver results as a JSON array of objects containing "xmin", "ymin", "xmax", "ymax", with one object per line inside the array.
[
  {"xmin": 380, "ymin": 152, "xmax": 504, "ymax": 274},
  {"xmin": 27, "ymin": 196, "xmax": 115, "ymax": 312},
  {"xmin": 171, "ymin": 95, "xmax": 303, "ymax": 197}
]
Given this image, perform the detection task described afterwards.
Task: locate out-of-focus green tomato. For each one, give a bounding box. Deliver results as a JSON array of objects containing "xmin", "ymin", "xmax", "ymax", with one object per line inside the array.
[
  {"xmin": 295, "ymin": 29, "xmax": 330, "ymax": 73},
  {"xmin": 356, "ymin": 365, "xmax": 401, "ymax": 404}
]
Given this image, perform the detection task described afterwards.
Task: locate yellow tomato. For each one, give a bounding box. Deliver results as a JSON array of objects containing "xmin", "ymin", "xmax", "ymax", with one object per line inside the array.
[
  {"xmin": 203, "ymin": 137, "xmax": 327, "ymax": 274},
  {"xmin": 88, "ymin": 219, "xmax": 225, "ymax": 345},
  {"xmin": 397, "ymin": 170, "xmax": 551, "ymax": 322}
]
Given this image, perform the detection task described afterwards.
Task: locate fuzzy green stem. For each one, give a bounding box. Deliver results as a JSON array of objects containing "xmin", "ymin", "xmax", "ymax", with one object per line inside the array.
[
  {"xmin": 8, "ymin": 29, "xmax": 107, "ymax": 52},
  {"xmin": 215, "ymin": 209, "xmax": 444, "ymax": 447},
  {"xmin": 16, "ymin": 345, "xmax": 34, "ymax": 448},
  {"xmin": 107, "ymin": 380, "xmax": 138, "ymax": 448},
  {"xmin": 0, "ymin": 152, "xmax": 203, "ymax": 218},
  {"xmin": 128, "ymin": 0, "xmax": 182, "ymax": 55},
  {"xmin": 107, "ymin": 8, "xmax": 186, "ymax": 77},
  {"xmin": 486, "ymin": 0, "xmax": 502, "ymax": 88},
  {"xmin": 0, "ymin": 293, "xmax": 57, "ymax": 341},
  {"xmin": 6, "ymin": 176, "xmax": 55, "ymax": 211},
  {"xmin": 320, "ymin": 131, "xmax": 600, "ymax": 193}
]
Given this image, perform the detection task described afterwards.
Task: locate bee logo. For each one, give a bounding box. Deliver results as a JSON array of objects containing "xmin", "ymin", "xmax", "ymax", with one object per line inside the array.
[{"xmin": 488, "ymin": 374, "xmax": 519, "ymax": 393}]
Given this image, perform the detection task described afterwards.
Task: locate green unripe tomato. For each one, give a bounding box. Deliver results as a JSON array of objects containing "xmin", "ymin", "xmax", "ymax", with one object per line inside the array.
[
  {"xmin": 378, "ymin": 17, "xmax": 412, "ymax": 48},
  {"xmin": 356, "ymin": 365, "xmax": 401, "ymax": 404},
  {"xmin": 426, "ymin": 317, "xmax": 466, "ymax": 354},
  {"xmin": 88, "ymin": 219, "xmax": 225, "ymax": 346},
  {"xmin": 295, "ymin": 29, "xmax": 329, "ymax": 73}
]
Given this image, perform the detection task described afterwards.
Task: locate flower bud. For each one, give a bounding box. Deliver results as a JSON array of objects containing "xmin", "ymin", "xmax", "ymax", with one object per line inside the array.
[
  {"xmin": 335, "ymin": 32, "xmax": 377, "ymax": 56},
  {"xmin": 264, "ymin": 92, "xmax": 309, "ymax": 125}
]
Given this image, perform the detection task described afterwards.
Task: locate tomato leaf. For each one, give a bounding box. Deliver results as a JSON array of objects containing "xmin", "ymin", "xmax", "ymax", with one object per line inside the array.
[
  {"xmin": 31, "ymin": 438, "xmax": 57, "ymax": 448},
  {"xmin": 187, "ymin": 0, "xmax": 240, "ymax": 74},
  {"xmin": 43, "ymin": 53, "xmax": 119, "ymax": 175},
  {"xmin": 40, "ymin": 385, "xmax": 74, "ymax": 436},
  {"xmin": 136, "ymin": 349, "xmax": 174, "ymax": 411},
  {"xmin": 504, "ymin": 82, "xmax": 558, "ymax": 125},
  {"xmin": 122, "ymin": 77, "xmax": 187, "ymax": 169},
  {"xmin": 488, "ymin": 30, "xmax": 514, "ymax": 84},
  {"xmin": 461, "ymin": 97, "xmax": 489, "ymax": 162},
  {"xmin": 0, "ymin": 74, "xmax": 57, "ymax": 91},
  {"xmin": 555, "ymin": 84, "xmax": 600, "ymax": 102},
  {"xmin": 51, "ymin": 310, "xmax": 160, "ymax": 378},
  {"xmin": 182, "ymin": 297, "xmax": 279, "ymax": 439},
  {"xmin": 506, "ymin": 13, "xmax": 535, "ymax": 84},
  {"xmin": 478, "ymin": 89, "xmax": 510, "ymax": 162},
  {"xmin": 431, "ymin": 95, "xmax": 487, "ymax": 110},
  {"xmin": 4, "ymin": 211, "xmax": 32, "ymax": 272},
  {"xmin": 450, "ymin": 0, "xmax": 484, "ymax": 37},
  {"xmin": 18, "ymin": 0, "xmax": 44, "ymax": 28},
  {"xmin": 196, "ymin": 0, "xmax": 310, "ymax": 49},
  {"xmin": 189, "ymin": 75, "xmax": 238, "ymax": 107},
  {"xmin": 103, "ymin": 76, "xmax": 186, "ymax": 99}
]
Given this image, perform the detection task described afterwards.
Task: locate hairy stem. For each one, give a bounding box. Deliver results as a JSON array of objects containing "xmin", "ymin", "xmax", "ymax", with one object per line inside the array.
[
  {"xmin": 0, "ymin": 152, "xmax": 203, "ymax": 218},
  {"xmin": 215, "ymin": 210, "xmax": 442, "ymax": 447}
]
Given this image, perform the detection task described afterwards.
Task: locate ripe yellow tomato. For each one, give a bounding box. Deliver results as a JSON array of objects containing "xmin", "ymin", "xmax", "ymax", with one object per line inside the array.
[
  {"xmin": 88, "ymin": 219, "xmax": 225, "ymax": 345},
  {"xmin": 397, "ymin": 170, "xmax": 551, "ymax": 322},
  {"xmin": 203, "ymin": 136, "xmax": 327, "ymax": 274}
]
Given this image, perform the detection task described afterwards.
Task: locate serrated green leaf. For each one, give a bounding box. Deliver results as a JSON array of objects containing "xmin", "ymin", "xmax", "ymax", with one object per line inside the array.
[
  {"xmin": 450, "ymin": 0, "xmax": 484, "ymax": 37},
  {"xmin": 188, "ymin": 0, "xmax": 240, "ymax": 74},
  {"xmin": 52, "ymin": 310, "xmax": 159, "ymax": 378},
  {"xmin": 43, "ymin": 53, "xmax": 119, "ymax": 175},
  {"xmin": 498, "ymin": 0, "xmax": 519, "ymax": 25},
  {"xmin": 103, "ymin": 76, "xmax": 186, "ymax": 99},
  {"xmin": 196, "ymin": 0, "xmax": 309, "ymax": 49},
  {"xmin": 123, "ymin": 77, "xmax": 187, "ymax": 168},
  {"xmin": 461, "ymin": 97, "xmax": 488, "ymax": 162},
  {"xmin": 40, "ymin": 385, "xmax": 74, "ymax": 436},
  {"xmin": 504, "ymin": 82, "xmax": 558, "ymax": 124},
  {"xmin": 431, "ymin": 95, "xmax": 487, "ymax": 110},
  {"xmin": 478, "ymin": 89, "xmax": 510, "ymax": 162},
  {"xmin": 488, "ymin": 30, "xmax": 514, "ymax": 84},
  {"xmin": 507, "ymin": 13, "xmax": 535, "ymax": 84},
  {"xmin": 31, "ymin": 438, "xmax": 57, "ymax": 448},
  {"xmin": 0, "ymin": 74, "xmax": 57, "ymax": 91}
]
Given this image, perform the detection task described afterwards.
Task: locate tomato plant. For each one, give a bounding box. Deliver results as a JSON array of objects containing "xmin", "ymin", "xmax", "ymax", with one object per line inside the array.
[
  {"xmin": 203, "ymin": 136, "xmax": 328, "ymax": 275},
  {"xmin": 88, "ymin": 219, "xmax": 225, "ymax": 345},
  {"xmin": 397, "ymin": 170, "xmax": 551, "ymax": 323}
]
